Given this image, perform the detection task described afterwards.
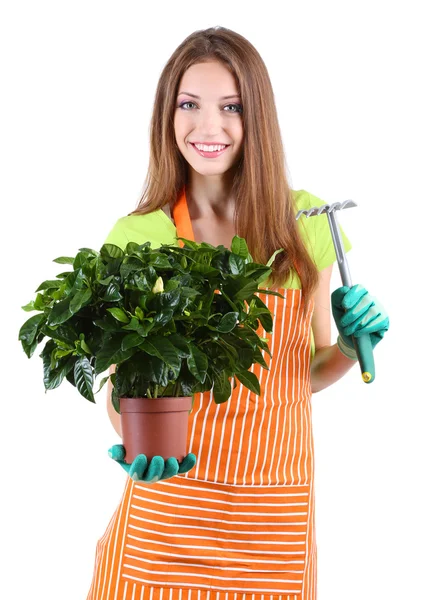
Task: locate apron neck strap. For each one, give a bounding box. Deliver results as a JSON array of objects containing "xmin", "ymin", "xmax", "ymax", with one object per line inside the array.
[{"xmin": 172, "ymin": 185, "xmax": 194, "ymax": 246}]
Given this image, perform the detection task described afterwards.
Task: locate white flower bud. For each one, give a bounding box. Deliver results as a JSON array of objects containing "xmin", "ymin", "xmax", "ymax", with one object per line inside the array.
[{"xmin": 152, "ymin": 276, "xmax": 164, "ymax": 294}]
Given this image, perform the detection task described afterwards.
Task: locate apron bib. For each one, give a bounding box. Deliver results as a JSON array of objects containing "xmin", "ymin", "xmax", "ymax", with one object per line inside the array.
[{"xmin": 87, "ymin": 186, "xmax": 318, "ymax": 600}]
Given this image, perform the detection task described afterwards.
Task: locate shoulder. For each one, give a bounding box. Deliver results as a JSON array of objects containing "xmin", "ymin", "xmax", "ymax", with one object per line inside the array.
[
  {"xmin": 104, "ymin": 209, "xmax": 177, "ymax": 250},
  {"xmin": 292, "ymin": 188, "xmax": 327, "ymax": 212}
]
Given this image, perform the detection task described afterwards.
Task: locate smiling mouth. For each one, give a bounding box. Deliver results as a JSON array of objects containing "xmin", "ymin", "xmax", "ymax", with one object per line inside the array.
[{"xmin": 189, "ymin": 143, "xmax": 230, "ymax": 158}]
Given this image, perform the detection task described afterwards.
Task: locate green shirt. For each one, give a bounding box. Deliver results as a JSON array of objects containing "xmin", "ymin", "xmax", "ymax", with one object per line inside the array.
[{"xmin": 103, "ymin": 189, "xmax": 352, "ymax": 359}]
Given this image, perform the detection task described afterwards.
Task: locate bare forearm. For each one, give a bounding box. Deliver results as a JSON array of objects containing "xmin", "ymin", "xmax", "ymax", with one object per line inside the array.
[{"xmin": 310, "ymin": 343, "xmax": 358, "ymax": 393}]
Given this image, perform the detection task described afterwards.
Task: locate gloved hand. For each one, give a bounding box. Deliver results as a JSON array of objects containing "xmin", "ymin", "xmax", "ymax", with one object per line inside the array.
[
  {"xmin": 331, "ymin": 284, "xmax": 389, "ymax": 360},
  {"xmin": 108, "ymin": 444, "xmax": 197, "ymax": 483}
]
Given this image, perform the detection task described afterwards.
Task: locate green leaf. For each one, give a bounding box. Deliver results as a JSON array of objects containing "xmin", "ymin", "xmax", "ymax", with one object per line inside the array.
[
  {"xmin": 69, "ymin": 288, "xmax": 92, "ymax": 314},
  {"xmin": 167, "ymin": 333, "xmax": 190, "ymax": 357},
  {"xmin": 21, "ymin": 335, "xmax": 41, "ymax": 359},
  {"xmin": 100, "ymin": 244, "xmax": 124, "ymax": 261},
  {"xmin": 252, "ymin": 350, "xmax": 269, "ymax": 370},
  {"xmin": 137, "ymin": 319, "xmax": 155, "ymax": 337},
  {"xmin": 18, "ymin": 313, "xmax": 46, "ymax": 345},
  {"xmin": 191, "ymin": 263, "xmax": 220, "ymax": 276},
  {"xmin": 236, "ymin": 326, "xmax": 267, "ymax": 349},
  {"xmin": 78, "ymin": 247, "xmax": 99, "ymax": 256},
  {"xmin": 55, "ymin": 348, "xmax": 74, "ymax": 359},
  {"xmin": 122, "ymin": 316, "xmax": 141, "ymax": 331},
  {"xmin": 95, "ymin": 335, "xmax": 138, "ymax": 374},
  {"xmin": 41, "ymin": 324, "xmax": 78, "ymax": 346},
  {"xmin": 164, "ymin": 279, "xmax": 179, "ymax": 292},
  {"xmin": 21, "ymin": 301, "xmax": 36, "ymax": 312},
  {"xmin": 233, "ymin": 281, "xmax": 260, "ymax": 302},
  {"xmin": 180, "ymin": 286, "xmax": 201, "ymax": 299},
  {"xmin": 47, "ymin": 358, "xmax": 76, "ymax": 390},
  {"xmin": 236, "ymin": 347, "xmax": 254, "ymax": 370},
  {"xmin": 97, "ymin": 274, "xmax": 114, "ymax": 285},
  {"xmin": 35, "ymin": 279, "xmax": 62, "ymax": 293},
  {"xmin": 94, "ymin": 375, "xmax": 110, "ymax": 394},
  {"xmin": 48, "ymin": 296, "xmax": 72, "ymax": 326},
  {"xmin": 213, "ymin": 371, "xmax": 233, "ymax": 404},
  {"xmin": 230, "ymin": 236, "xmax": 250, "ymax": 258},
  {"xmin": 235, "ymin": 369, "xmax": 261, "ymax": 395},
  {"xmin": 258, "ymin": 288, "xmax": 285, "ymax": 299},
  {"xmin": 153, "ymin": 308, "xmax": 174, "ymax": 328},
  {"xmin": 121, "ymin": 333, "xmax": 144, "ymax": 351},
  {"xmin": 245, "ymin": 263, "xmax": 273, "ymax": 280},
  {"xmin": 33, "ymin": 292, "xmax": 50, "ymax": 311},
  {"xmin": 217, "ymin": 312, "xmax": 239, "ymax": 333},
  {"xmin": 93, "ymin": 314, "xmax": 122, "ymax": 332},
  {"xmin": 140, "ymin": 337, "xmax": 181, "ymax": 370},
  {"xmin": 107, "ymin": 307, "xmax": 130, "ymax": 323},
  {"xmin": 102, "ymin": 282, "xmax": 123, "ymax": 302},
  {"xmin": 149, "ymin": 254, "xmax": 173, "ymax": 268},
  {"xmin": 111, "ymin": 386, "xmax": 120, "ymax": 413},
  {"xmin": 73, "ymin": 251, "xmax": 92, "ymax": 271},
  {"xmin": 53, "ymin": 256, "xmax": 74, "ymax": 265},
  {"xmin": 257, "ymin": 311, "xmax": 273, "ymax": 333},
  {"xmin": 148, "ymin": 355, "xmax": 169, "ymax": 387},
  {"xmin": 266, "ymin": 247, "xmax": 284, "ymax": 267},
  {"xmin": 74, "ymin": 356, "xmax": 95, "ymax": 402},
  {"xmin": 51, "ymin": 284, "xmax": 66, "ymax": 301},
  {"xmin": 186, "ymin": 344, "xmax": 208, "ymax": 383},
  {"xmin": 80, "ymin": 337, "xmax": 92, "ymax": 354},
  {"xmin": 228, "ymin": 254, "xmax": 245, "ymax": 275},
  {"xmin": 158, "ymin": 288, "xmax": 181, "ymax": 310},
  {"xmin": 125, "ymin": 241, "xmax": 151, "ymax": 255},
  {"xmin": 176, "ymin": 237, "xmax": 199, "ymax": 249},
  {"xmin": 133, "ymin": 272, "xmax": 150, "ymax": 292},
  {"xmin": 135, "ymin": 306, "xmax": 144, "ymax": 319}
]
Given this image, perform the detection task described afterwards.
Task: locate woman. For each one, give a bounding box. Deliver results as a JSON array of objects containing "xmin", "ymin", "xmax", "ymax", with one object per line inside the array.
[{"xmin": 86, "ymin": 26, "xmax": 389, "ymax": 600}]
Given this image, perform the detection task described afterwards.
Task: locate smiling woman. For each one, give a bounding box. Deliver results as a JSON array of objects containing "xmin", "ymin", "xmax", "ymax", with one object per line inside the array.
[{"xmin": 85, "ymin": 25, "xmax": 388, "ymax": 600}]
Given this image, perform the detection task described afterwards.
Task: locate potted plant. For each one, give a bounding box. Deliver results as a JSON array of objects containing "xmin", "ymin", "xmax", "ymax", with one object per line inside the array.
[{"xmin": 18, "ymin": 235, "xmax": 284, "ymax": 463}]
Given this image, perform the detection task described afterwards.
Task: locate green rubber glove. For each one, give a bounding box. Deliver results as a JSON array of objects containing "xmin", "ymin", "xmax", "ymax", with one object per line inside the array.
[
  {"xmin": 331, "ymin": 284, "xmax": 389, "ymax": 359},
  {"xmin": 108, "ymin": 444, "xmax": 197, "ymax": 483}
]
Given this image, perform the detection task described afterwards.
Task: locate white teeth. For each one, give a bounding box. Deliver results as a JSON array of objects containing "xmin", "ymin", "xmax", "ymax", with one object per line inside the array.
[{"xmin": 194, "ymin": 143, "xmax": 227, "ymax": 152}]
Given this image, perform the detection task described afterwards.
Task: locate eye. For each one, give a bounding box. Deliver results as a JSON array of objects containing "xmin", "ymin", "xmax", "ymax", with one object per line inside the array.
[
  {"xmin": 225, "ymin": 103, "xmax": 243, "ymax": 114},
  {"xmin": 179, "ymin": 101, "xmax": 196, "ymax": 110},
  {"xmin": 178, "ymin": 101, "xmax": 243, "ymax": 114}
]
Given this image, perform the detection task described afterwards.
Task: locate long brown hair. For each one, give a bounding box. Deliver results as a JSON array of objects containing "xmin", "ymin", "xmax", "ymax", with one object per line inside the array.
[{"xmin": 128, "ymin": 26, "xmax": 319, "ymax": 314}]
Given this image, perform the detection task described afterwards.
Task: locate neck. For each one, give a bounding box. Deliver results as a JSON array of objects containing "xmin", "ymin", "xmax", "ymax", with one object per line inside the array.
[{"xmin": 186, "ymin": 171, "xmax": 236, "ymax": 220}]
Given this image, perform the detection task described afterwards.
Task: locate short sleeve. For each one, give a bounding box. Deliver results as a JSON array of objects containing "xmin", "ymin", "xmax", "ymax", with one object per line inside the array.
[
  {"xmin": 295, "ymin": 190, "xmax": 352, "ymax": 271},
  {"xmin": 103, "ymin": 217, "xmax": 130, "ymax": 250},
  {"xmin": 102, "ymin": 211, "xmax": 178, "ymax": 251}
]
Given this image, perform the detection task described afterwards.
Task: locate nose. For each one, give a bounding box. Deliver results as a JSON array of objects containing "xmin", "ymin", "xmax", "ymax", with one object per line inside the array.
[{"xmin": 195, "ymin": 107, "xmax": 224, "ymax": 136}]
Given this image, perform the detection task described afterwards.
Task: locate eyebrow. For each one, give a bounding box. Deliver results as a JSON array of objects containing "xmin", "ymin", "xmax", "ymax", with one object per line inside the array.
[{"xmin": 177, "ymin": 92, "xmax": 241, "ymax": 100}]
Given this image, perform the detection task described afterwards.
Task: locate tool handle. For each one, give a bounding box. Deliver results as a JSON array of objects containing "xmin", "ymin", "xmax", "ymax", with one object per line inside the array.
[
  {"xmin": 326, "ymin": 210, "xmax": 376, "ymax": 384},
  {"xmin": 352, "ymin": 332, "xmax": 375, "ymax": 383}
]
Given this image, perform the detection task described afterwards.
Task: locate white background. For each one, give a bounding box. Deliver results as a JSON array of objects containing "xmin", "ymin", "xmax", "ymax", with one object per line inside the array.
[{"xmin": 1, "ymin": 1, "xmax": 419, "ymax": 598}]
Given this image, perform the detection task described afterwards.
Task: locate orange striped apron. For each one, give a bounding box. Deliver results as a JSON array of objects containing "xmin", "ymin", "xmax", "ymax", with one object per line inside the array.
[{"xmin": 87, "ymin": 187, "xmax": 317, "ymax": 600}]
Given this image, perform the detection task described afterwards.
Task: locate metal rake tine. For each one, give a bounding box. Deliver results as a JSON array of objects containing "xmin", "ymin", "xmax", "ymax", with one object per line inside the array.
[
  {"xmin": 326, "ymin": 199, "xmax": 358, "ymax": 213},
  {"xmin": 295, "ymin": 200, "xmax": 357, "ymax": 220}
]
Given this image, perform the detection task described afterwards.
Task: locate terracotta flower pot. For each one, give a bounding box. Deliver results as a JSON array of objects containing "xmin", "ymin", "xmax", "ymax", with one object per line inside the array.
[{"xmin": 119, "ymin": 396, "xmax": 193, "ymax": 464}]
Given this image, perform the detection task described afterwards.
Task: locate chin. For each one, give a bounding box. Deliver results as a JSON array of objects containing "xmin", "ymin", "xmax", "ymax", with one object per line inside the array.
[{"xmin": 187, "ymin": 160, "xmax": 236, "ymax": 174}]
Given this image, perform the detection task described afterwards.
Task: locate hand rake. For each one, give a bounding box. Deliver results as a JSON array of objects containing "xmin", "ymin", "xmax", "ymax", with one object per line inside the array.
[{"xmin": 296, "ymin": 200, "xmax": 375, "ymax": 383}]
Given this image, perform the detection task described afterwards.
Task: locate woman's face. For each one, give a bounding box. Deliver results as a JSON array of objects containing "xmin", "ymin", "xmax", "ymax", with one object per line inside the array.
[{"xmin": 174, "ymin": 60, "xmax": 244, "ymax": 178}]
